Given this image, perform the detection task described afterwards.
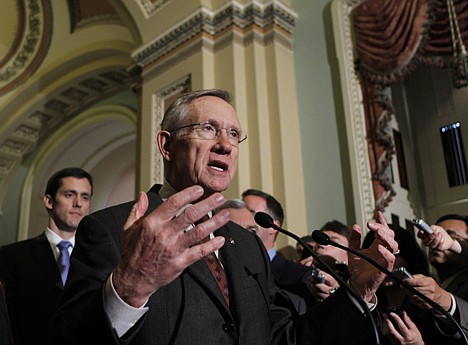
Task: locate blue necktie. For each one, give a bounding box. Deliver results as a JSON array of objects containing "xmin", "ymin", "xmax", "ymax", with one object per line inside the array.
[{"xmin": 57, "ymin": 241, "xmax": 72, "ymax": 285}]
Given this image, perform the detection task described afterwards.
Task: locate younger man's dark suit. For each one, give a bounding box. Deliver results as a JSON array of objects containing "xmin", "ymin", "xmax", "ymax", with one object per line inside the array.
[
  {"xmin": 0, "ymin": 233, "xmax": 64, "ymax": 345},
  {"xmin": 0, "ymin": 281, "xmax": 12, "ymax": 345},
  {"xmin": 52, "ymin": 185, "xmax": 379, "ymax": 345}
]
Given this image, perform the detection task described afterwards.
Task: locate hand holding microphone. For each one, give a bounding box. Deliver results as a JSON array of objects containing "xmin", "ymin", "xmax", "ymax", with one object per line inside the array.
[
  {"xmin": 404, "ymin": 274, "xmax": 453, "ymax": 311},
  {"xmin": 415, "ymin": 222, "xmax": 462, "ymax": 254},
  {"xmin": 306, "ymin": 270, "xmax": 340, "ymax": 302}
]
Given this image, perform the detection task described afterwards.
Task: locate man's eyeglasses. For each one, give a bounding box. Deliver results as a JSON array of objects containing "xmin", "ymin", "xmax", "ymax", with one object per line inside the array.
[
  {"xmin": 446, "ymin": 230, "xmax": 468, "ymax": 242},
  {"xmin": 170, "ymin": 121, "xmax": 247, "ymax": 146}
]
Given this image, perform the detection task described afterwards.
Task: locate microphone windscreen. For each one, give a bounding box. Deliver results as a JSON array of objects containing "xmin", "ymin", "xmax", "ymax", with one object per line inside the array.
[
  {"xmin": 254, "ymin": 212, "xmax": 274, "ymax": 228},
  {"xmin": 312, "ymin": 230, "xmax": 330, "ymax": 245}
]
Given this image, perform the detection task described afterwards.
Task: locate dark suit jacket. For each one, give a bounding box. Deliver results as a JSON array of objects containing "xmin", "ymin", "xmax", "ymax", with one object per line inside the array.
[
  {"xmin": 271, "ymin": 252, "xmax": 314, "ymax": 304},
  {"xmin": 52, "ymin": 185, "xmax": 378, "ymax": 345},
  {"xmin": 0, "ymin": 233, "xmax": 63, "ymax": 345},
  {"xmin": 0, "ymin": 282, "xmax": 12, "ymax": 345}
]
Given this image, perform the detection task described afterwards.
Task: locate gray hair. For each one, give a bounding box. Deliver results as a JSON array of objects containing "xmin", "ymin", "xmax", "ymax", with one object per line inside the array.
[
  {"xmin": 160, "ymin": 89, "xmax": 232, "ymax": 132},
  {"xmin": 215, "ymin": 199, "xmax": 247, "ymax": 213}
]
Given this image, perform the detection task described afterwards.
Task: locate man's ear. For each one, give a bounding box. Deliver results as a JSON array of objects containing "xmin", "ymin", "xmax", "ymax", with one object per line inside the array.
[
  {"xmin": 43, "ymin": 195, "xmax": 53, "ymax": 211},
  {"xmin": 157, "ymin": 131, "xmax": 172, "ymax": 161},
  {"xmin": 270, "ymin": 219, "xmax": 281, "ymax": 235},
  {"xmin": 273, "ymin": 219, "xmax": 281, "ymax": 229}
]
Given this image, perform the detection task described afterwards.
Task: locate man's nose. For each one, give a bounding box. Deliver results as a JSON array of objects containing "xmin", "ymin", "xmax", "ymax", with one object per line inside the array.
[
  {"xmin": 74, "ymin": 196, "xmax": 82, "ymax": 207},
  {"xmin": 215, "ymin": 130, "xmax": 233, "ymax": 150}
]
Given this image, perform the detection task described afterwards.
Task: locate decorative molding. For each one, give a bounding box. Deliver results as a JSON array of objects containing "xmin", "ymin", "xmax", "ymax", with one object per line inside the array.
[
  {"xmin": 0, "ymin": 68, "xmax": 134, "ymax": 194},
  {"xmin": 135, "ymin": 0, "xmax": 173, "ymax": 19},
  {"xmin": 132, "ymin": 1, "xmax": 298, "ymax": 70},
  {"xmin": 152, "ymin": 75, "xmax": 191, "ymax": 184},
  {"xmin": 0, "ymin": 0, "xmax": 52, "ymax": 94},
  {"xmin": 0, "ymin": 157, "xmax": 15, "ymax": 175},
  {"xmin": 68, "ymin": 0, "xmax": 124, "ymax": 31},
  {"xmin": 331, "ymin": 0, "xmax": 374, "ymax": 225},
  {"xmin": 0, "ymin": 139, "xmax": 30, "ymax": 157},
  {"xmin": 74, "ymin": 14, "xmax": 123, "ymax": 30}
]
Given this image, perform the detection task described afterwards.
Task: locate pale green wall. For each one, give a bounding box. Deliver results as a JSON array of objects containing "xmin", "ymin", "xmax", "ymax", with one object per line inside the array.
[{"xmin": 292, "ymin": 0, "xmax": 354, "ymax": 232}]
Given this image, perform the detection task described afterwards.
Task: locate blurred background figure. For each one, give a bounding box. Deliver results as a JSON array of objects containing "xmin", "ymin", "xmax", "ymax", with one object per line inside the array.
[
  {"xmin": 305, "ymin": 220, "xmax": 351, "ymax": 303},
  {"xmin": 242, "ymin": 189, "xmax": 315, "ymax": 307},
  {"xmin": 295, "ymin": 234, "xmax": 315, "ymax": 265},
  {"xmin": 215, "ymin": 199, "xmax": 307, "ymax": 315}
]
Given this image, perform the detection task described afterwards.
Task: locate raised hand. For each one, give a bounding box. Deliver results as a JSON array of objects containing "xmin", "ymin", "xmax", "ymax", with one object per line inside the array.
[
  {"xmin": 113, "ymin": 185, "xmax": 229, "ymax": 307},
  {"xmin": 348, "ymin": 211, "xmax": 398, "ymax": 302}
]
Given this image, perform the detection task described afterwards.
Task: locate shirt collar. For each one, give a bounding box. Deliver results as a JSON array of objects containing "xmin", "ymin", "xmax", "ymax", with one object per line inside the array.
[
  {"xmin": 159, "ymin": 179, "xmax": 178, "ymax": 199},
  {"xmin": 268, "ymin": 247, "xmax": 277, "ymax": 261},
  {"xmin": 45, "ymin": 228, "xmax": 75, "ymax": 247}
]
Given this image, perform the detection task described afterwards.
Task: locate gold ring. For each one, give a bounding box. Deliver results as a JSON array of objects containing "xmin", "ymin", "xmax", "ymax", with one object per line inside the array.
[
  {"xmin": 329, "ymin": 286, "xmax": 339, "ymax": 294},
  {"xmin": 394, "ymin": 249, "xmax": 400, "ymax": 255}
]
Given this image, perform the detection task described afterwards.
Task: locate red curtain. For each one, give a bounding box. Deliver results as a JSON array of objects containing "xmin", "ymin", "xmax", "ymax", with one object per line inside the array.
[{"xmin": 351, "ymin": 0, "xmax": 468, "ymax": 215}]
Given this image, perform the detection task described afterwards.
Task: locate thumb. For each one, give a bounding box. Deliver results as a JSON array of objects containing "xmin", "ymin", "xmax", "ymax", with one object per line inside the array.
[
  {"xmin": 349, "ymin": 224, "xmax": 362, "ymax": 251},
  {"xmin": 124, "ymin": 192, "xmax": 149, "ymax": 231}
]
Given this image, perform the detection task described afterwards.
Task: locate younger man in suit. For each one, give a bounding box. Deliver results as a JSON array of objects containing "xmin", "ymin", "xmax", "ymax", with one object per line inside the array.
[{"xmin": 0, "ymin": 167, "xmax": 93, "ymax": 345}]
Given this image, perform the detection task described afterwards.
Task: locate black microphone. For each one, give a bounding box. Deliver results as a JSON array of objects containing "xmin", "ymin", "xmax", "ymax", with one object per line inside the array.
[
  {"xmin": 254, "ymin": 212, "xmax": 381, "ymax": 345},
  {"xmin": 312, "ymin": 230, "xmax": 468, "ymax": 344}
]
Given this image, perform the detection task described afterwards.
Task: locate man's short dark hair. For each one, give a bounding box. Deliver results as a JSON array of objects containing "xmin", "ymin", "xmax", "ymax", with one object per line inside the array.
[
  {"xmin": 436, "ymin": 214, "xmax": 468, "ymax": 228},
  {"xmin": 45, "ymin": 167, "xmax": 93, "ymax": 200},
  {"xmin": 241, "ymin": 189, "xmax": 284, "ymax": 226},
  {"xmin": 319, "ymin": 220, "xmax": 350, "ymax": 239}
]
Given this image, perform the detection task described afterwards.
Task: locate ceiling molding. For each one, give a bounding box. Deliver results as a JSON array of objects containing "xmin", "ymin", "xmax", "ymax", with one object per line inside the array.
[
  {"xmin": 0, "ymin": 68, "xmax": 135, "ymax": 197},
  {"xmin": 0, "ymin": 0, "xmax": 53, "ymax": 95},
  {"xmin": 135, "ymin": 0, "xmax": 173, "ymax": 19},
  {"xmin": 131, "ymin": 1, "xmax": 298, "ymax": 70}
]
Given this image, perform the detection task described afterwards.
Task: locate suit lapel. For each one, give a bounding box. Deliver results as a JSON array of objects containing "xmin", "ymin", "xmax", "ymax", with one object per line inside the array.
[
  {"xmin": 186, "ymin": 258, "xmax": 229, "ymax": 309},
  {"xmin": 29, "ymin": 234, "xmax": 63, "ymax": 289},
  {"xmin": 216, "ymin": 222, "xmax": 267, "ymax": 328},
  {"xmin": 445, "ymin": 268, "xmax": 468, "ymax": 294}
]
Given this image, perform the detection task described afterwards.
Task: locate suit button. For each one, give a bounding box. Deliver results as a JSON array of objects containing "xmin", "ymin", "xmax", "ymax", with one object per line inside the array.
[{"xmin": 222, "ymin": 322, "xmax": 234, "ymax": 332}]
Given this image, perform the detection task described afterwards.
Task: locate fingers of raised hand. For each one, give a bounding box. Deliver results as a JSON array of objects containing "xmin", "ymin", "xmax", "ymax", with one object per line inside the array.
[
  {"xmin": 124, "ymin": 192, "xmax": 149, "ymax": 231},
  {"xmin": 349, "ymin": 224, "xmax": 363, "ymax": 250},
  {"xmin": 152, "ymin": 185, "xmax": 206, "ymax": 223},
  {"xmin": 166, "ymin": 190, "xmax": 226, "ymax": 230},
  {"xmin": 182, "ymin": 210, "xmax": 230, "ymax": 249},
  {"xmin": 369, "ymin": 222, "xmax": 398, "ymax": 255},
  {"xmin": 376, "ymin": 211, "xmax": 389, "ymax": 227}
]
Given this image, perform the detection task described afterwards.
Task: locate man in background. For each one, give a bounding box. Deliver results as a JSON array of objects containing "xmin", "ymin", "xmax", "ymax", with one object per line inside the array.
[
  {"xmin": 0, "ymin": 167, "xmax": 93, "ymax": 345},
  {"xmin": 241, "ymin": 188, "xmax": 315, "ymax": 305},
  {"xmin": 306, "ymin": 220, "xmax": 351, "ymax": 303},
  {"xmin": 215, "ymin": 198, "xmax": 307, "ymax": 315}
]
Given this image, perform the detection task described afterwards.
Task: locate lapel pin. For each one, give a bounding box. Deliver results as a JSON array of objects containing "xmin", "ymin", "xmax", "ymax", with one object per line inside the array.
[{"xmin": 229, "ymin": 238, "xmax": 235, "ymax": 245}]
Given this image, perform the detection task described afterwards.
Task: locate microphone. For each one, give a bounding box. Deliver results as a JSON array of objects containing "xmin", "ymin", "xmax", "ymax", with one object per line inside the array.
[
  {"xmin": 312, "ymin": 230, "xmax": 468, "ymax": 344},
  {"xmin": 254, "ymin": 212, "xmax": 381, "ymax": 345}
]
